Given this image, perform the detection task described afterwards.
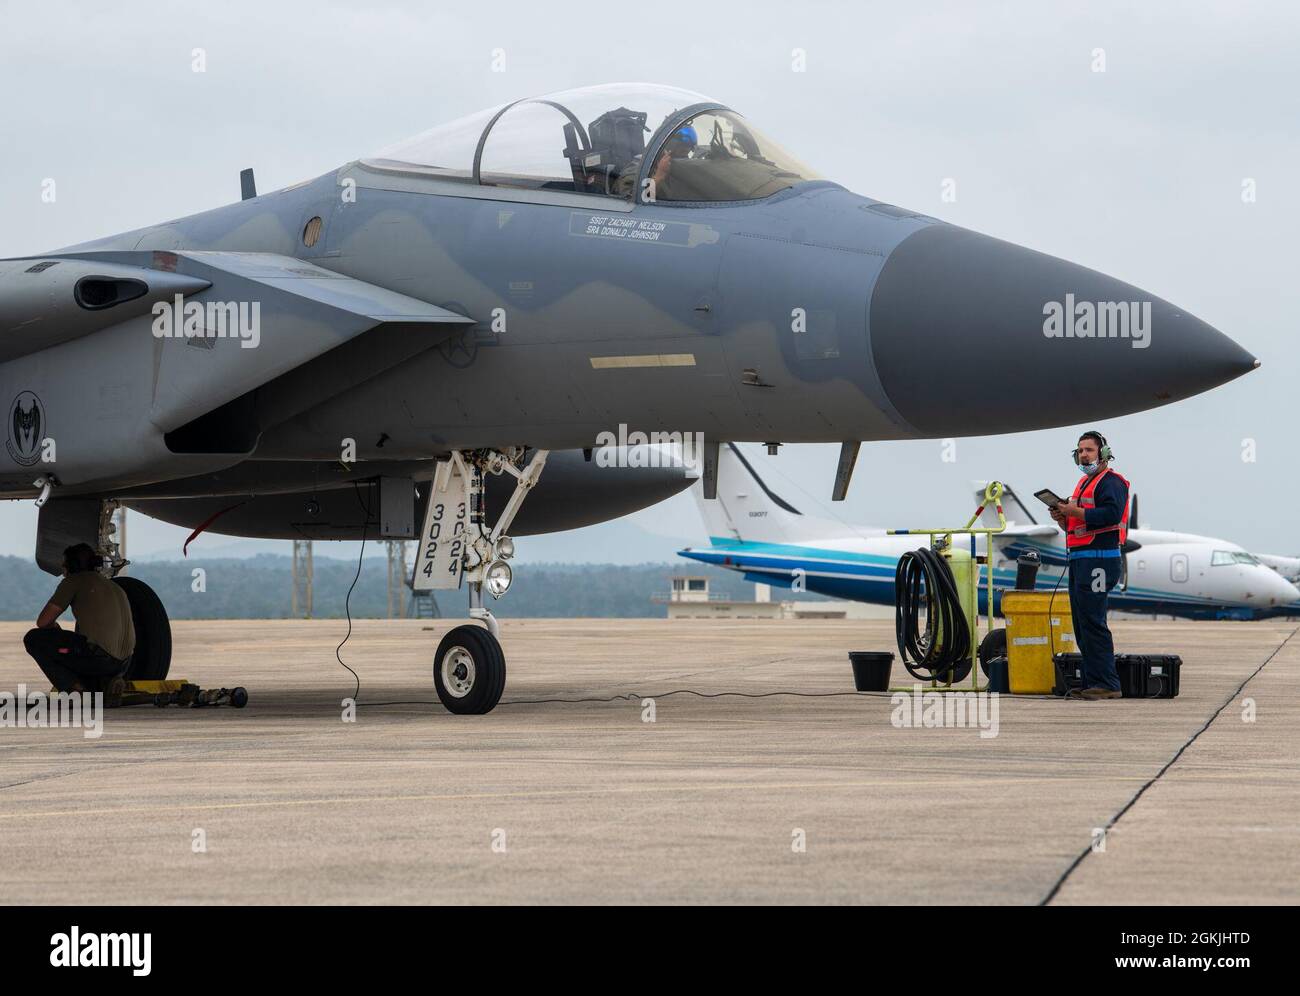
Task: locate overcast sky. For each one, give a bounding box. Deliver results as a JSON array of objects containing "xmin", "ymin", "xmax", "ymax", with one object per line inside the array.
[{"xmin": 2, "ymin": 0, "xmax": 1297, "ymax": 563}]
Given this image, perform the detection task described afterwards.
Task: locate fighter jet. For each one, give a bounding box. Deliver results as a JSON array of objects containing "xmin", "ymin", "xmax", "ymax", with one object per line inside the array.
[{"xmin": 0, "ymin": 83, "xmax": 1258, "ymax": 712}]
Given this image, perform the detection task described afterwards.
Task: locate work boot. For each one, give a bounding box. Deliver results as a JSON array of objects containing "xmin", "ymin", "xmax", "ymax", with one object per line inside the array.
[
  {"xmin": 1080, "ymin": 687, "xmax": 1122, "ymax": 700},
  {"xmin": 104, "ymin": 675, "xmax": 126, "ymax": 708},
  {"xmin": 1063, "ymin": 688, "xmax": 1090, "ymax": 699}
]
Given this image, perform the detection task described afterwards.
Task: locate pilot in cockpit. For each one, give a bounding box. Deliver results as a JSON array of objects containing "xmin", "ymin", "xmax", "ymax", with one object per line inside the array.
[{"xmin": 613, "ymin": 122, "xmax": 697, "ymax": 200}]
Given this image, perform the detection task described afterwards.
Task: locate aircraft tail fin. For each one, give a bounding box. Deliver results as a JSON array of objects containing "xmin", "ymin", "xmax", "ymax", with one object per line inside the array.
[
  {"xmin": 972, "ymin": 480, "xmax": 1042, "ymax": 530},
  {"xmin": 693, "ymin": 444, "xmax": 853, "ymax": 546}
]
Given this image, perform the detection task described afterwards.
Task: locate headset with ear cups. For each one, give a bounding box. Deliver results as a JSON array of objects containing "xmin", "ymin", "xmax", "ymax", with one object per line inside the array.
[{"xmin": 1072, "ymin": 431, "xmax": 1112, "ymax": 466}]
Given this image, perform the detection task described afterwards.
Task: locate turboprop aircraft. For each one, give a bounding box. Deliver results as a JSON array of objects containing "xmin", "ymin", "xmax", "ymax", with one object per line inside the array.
[
  {"xmin": 1105, "ymin": 493, "xmax": 1300, "ymax": 589},
  {"xmin": 971, "ymin": 484, "xmax": 1300, "ymax": 619},
  {"xmin": 0, "ymin": 83, "xmax": 1259, "ymax": 711},
  {"xmin": 680, "ymin": 446, "xmax": 1298, "ymax": 621}
]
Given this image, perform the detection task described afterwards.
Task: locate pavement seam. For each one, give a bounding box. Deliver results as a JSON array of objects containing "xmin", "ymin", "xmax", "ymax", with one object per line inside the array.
[{"xmin": 1038, "ymin": 625, "xmax": 1299, "ymax": 906}]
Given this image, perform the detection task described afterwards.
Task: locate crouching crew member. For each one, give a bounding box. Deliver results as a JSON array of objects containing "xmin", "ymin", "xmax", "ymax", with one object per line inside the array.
[
  {"xmin": 1049, "ymin": 431, "xmax": 1130, "ymax": 700},
  {"xmin": 24, "ymin": 544, "xmax": 135, "ymax": 700}
]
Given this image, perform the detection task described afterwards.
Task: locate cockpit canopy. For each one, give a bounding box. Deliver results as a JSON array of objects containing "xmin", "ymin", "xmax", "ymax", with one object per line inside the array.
[{"xmin": 363, "ymin": 83, "xmax": 819, "ymax": 203}]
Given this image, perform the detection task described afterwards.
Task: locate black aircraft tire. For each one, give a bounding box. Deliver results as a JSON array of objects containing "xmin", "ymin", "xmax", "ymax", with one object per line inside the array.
[
  {"xmin": 111, "ymin": 576, "xmax": 173, "ymax": 680},
  {"xmin": 433, "ymin": 625, "xmax": 506, "ymax": 714}
]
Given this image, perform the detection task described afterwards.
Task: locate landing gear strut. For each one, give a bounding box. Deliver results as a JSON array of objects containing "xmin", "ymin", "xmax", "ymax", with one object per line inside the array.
[
  {"xmin": 413, "ymin": 448, "xmax": 547, "ymax": 714},
  {"xmin": 31, "ymin": 495, "xmax": 172, "ymax": 679}
]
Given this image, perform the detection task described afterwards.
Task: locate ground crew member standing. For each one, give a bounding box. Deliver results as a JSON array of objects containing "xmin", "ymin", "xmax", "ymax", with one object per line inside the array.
[
  {"xmin": 24, "ymin": 543, "xmax": 135, "ymax": 701},
  {"xmin": 1049, "ymin": 431, "xmax": 1130, "ymax": 700}
]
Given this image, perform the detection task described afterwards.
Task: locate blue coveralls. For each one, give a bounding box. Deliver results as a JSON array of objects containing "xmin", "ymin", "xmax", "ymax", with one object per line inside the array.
[{"xmin": 1067, "ymin": 470, "xmax": 1130, "ymax": 691}]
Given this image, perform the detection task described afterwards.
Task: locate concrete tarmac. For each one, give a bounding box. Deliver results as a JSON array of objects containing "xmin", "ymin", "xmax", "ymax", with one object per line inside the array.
[{"xmin": 0, "ymin": 618, "xmax": 1295, "ymax": 905}]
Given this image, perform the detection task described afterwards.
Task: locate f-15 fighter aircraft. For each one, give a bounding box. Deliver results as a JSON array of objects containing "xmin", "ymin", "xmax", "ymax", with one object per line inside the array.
[{"xmin": 0, "ymin": 83, "xmax": 1257, "ymax": 711}]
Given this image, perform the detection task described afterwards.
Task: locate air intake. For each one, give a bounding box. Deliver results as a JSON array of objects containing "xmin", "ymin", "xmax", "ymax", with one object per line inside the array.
[{"xmin": 73, "ymin": 275, "xmax": 149, "ymax": 311}]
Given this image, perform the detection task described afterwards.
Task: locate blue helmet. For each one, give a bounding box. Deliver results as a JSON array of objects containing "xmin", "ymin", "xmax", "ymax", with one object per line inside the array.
[{"xmin": 666, "ymin": 123, "xmax": 697, "ymax": 155}]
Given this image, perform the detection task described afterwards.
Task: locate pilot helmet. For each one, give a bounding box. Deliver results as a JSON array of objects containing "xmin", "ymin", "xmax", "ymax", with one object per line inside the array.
[{"xmin": 664, "ymin": 123, "xmax": 697, "ymax": 158}]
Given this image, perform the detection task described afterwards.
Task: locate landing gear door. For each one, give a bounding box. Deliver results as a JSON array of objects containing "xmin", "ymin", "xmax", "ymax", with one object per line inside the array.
[{"xmin": 412, "ymin": 460, "xmax": 470, "ymax": 591}]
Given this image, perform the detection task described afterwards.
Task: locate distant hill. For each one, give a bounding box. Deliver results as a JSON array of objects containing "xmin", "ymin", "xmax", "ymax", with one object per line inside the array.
[
  {"xmin": 123, "ymin": 509, "xmax": 700, "ymax": 566},
  {"xmin": 0, "ymin": 555, "xmax": 823, "ymax": 620}
]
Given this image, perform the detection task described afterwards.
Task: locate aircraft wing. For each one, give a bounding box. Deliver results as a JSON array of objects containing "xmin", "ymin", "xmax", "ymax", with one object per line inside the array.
[
  {"xmin": 5, "ymin": 249, "xmax": 475, "ymax": 435},
  {"xmin": 993, "ymin": 524, "xmax": 1059, "ymax": 539},
  {"xmin": 1, "ymin": 249, "xmax": 479, "ymax": 487},
  {"xmin": 132, "ymin": 250, "xmax": 473, "ymax": 433}
]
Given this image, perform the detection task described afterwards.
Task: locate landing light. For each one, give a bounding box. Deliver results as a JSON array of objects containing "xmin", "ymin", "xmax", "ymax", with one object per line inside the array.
[{"xmin": 486, "ymin": 560, "xmax": 513, "ymax": 598}]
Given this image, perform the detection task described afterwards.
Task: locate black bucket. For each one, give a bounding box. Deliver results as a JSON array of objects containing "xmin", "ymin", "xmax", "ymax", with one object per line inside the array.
[{"xmin": 849, "ymin": 651, "xmax": 894, "ymax": 692}]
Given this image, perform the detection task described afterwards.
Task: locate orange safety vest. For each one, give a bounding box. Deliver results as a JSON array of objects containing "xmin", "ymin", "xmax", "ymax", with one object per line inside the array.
[{"xmin": 1065, "ymin": 467, "xmax": 1130, "ymax": 549}]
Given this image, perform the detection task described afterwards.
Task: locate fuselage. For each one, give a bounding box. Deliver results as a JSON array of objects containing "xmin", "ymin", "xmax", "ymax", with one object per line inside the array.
[{"xmin": 1, "ymin": 84, "xmax": 1259, "ymax": 502}]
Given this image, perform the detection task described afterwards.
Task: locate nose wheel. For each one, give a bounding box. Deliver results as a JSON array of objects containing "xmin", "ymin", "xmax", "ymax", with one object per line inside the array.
[{"xmin": 434, "ymin": 624, "xmax": 506, "ymax": 714}]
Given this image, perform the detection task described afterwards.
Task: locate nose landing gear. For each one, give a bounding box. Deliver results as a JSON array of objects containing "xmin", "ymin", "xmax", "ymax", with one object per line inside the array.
[{"xmin": 414, "ymin": 448, "xmax": 547, "ymax": 714}]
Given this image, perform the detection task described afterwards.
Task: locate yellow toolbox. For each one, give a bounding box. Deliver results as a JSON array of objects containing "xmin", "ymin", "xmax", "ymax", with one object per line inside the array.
[{"xmin": 1000, "ymin": 590, "xmax": 1075, "ymax": 694}]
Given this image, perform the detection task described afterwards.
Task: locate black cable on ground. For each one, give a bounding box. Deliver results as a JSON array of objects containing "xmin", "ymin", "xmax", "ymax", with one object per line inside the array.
[
  {"xmin": 1046, "ymin": 558, "xmax": 1067, "ymax": 661},
  {"xmin": 895, "ymin": 547, "xmax": 972, "ymax": 682},
  {"xmin": 334, "ymin": 482, "xmax": 371, "ymax": 702},
  {"xmin": 1037, "ymin": 625, "xmax": 1298, "ymax": 906},
  {"xmin": 357, "ymin": 688, "xmax": 874, "ymax": 708}
]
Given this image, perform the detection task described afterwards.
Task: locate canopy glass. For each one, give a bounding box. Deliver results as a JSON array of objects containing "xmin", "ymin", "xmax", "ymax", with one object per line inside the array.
[{"xmin": 364, "ymin": 83, "xmax": 818, "ymax": 201}]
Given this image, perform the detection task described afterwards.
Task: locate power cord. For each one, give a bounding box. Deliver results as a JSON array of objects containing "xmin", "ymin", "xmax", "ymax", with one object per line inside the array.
[
  {"xmin": 356, "ymin": 687, "xmax": 875, "ymax": 709},
  {"xmin": 334, "ymin": 482, "xmax": 371, "ymax": 702},
  {"xmin": 1047, "ymin": 559, "xmax": 1067, "ymax": 662}
]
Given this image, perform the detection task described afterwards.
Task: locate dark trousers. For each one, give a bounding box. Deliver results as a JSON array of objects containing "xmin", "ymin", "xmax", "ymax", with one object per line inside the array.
[
  {"xmin": 23, "ymin": 628, "xmax": 126, "ymax": 693},
  {"xmin": 1068, "ymin": 556, "xmax": 1121, "ymax": 691}
]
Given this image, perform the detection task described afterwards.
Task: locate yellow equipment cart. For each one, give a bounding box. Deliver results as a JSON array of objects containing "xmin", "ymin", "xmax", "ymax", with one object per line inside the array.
[{"xmin": 1000, "ymin": 589, "xmax": 1076, "ymax": 694}]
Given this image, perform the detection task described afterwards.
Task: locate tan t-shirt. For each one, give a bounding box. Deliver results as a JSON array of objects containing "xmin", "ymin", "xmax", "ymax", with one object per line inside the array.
[{"xmin": 50, "ymin": 572, "xmax": 136, "ymax": 661}]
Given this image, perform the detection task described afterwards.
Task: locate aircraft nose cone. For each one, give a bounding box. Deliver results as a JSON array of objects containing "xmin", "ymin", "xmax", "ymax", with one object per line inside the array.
[
  {"xmin": 1250, "ymin": 570, "xmax": 1300, "ymax": 608},
  {"xmin": 868, "ymin": 224, "xmax": 1258, "ymax": 436}
]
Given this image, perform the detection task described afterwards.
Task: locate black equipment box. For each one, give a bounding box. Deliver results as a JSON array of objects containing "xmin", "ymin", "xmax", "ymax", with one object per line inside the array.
[
  {"xmin": 1135, "ymin": 654, "xmax": 1181, "ymax": 698},
  {"xmin": 1051, "ymin": 653, "xmax": 1180, "ymax": 698},
  {"xmin": 1052, "ymin": 653, "xmax": 1081, "ymax": 696}
]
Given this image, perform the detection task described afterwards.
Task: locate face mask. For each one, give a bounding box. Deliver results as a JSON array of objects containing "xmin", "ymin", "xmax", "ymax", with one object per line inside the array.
[{"xmin": 1078, "ymin": 460, "xmax": 1101, "ymax": 476}]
